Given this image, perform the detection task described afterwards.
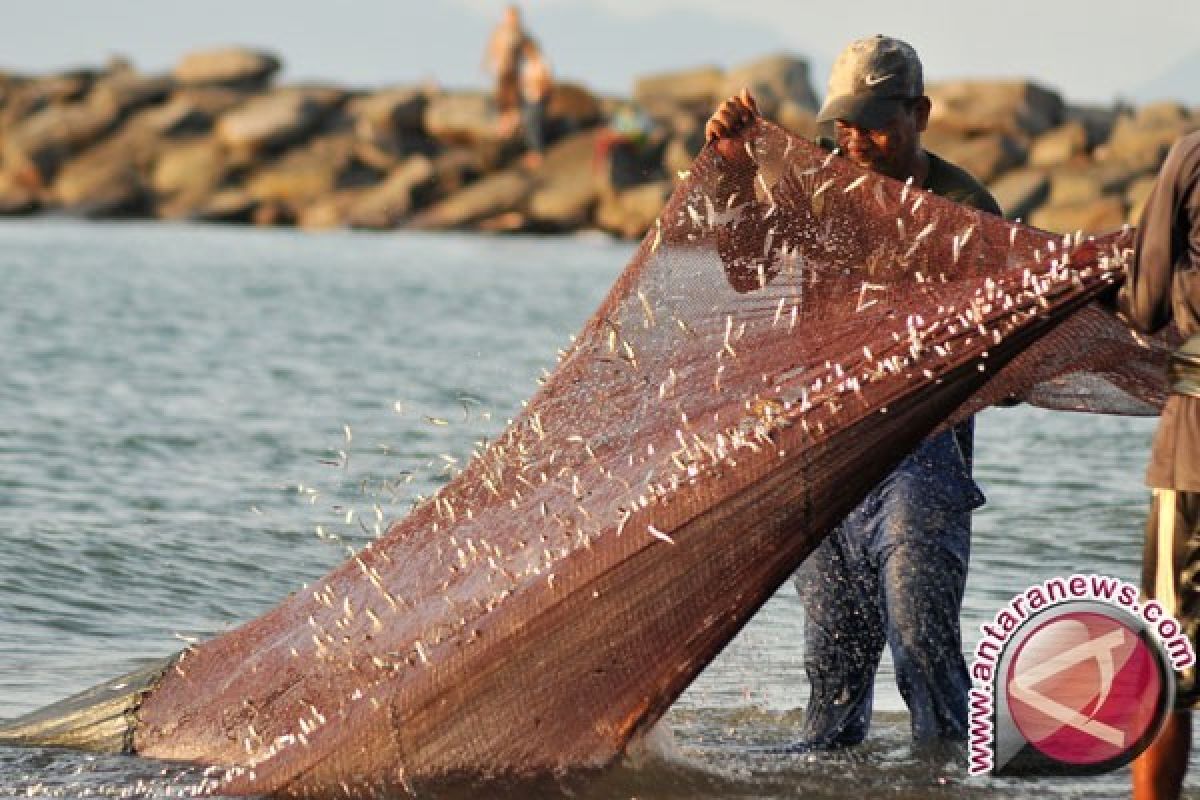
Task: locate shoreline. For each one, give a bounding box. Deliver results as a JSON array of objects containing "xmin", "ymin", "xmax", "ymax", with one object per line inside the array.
[{"xmin": 0, "ymin": 47, "xmax": 1196, "ymax": 239}]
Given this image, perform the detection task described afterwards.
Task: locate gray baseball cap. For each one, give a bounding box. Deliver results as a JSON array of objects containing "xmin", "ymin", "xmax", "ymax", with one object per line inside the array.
[{"xmin": 816, "ymin": 35, "xmax": 924, "ymax": 129}]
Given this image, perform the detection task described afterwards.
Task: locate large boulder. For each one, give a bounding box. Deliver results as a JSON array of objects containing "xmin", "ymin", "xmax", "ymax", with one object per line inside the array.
[
  {"xmin": 1030, "ymin": 196, "xmax": 1126, "ymax": 235},
  {"xmin": 424, "ymin": 93, "xmax": 523, "ymax": 171},
  {"xmin": 3, "ymin": 99, "xmax": 120, "ymax": 183},
  {"xmin": 409, "ymin": 167, "xmax": 535, "ymax": 230},
  {"xmin": 926, "ymin": 80, "xmax": 1064, "ymax": 138},
  {"xmin": 130, "ymin": 96, "xmax": 216, "ymax": 138},
  {"xmin": 192, "ymin": 188, "xmax": 258, "ymax": 223},
  {"xmin": 1096, "ymin": 112, "xmax": 1198, "ymax": 169},
  {"xmin": 133, "ymin": 88, "xmax": 247, "ymax": 139},
  {"xmin": 1028, "ymin": 121, "xmax": 1089, "ymax": 168},
  {"xmin": 423, "ymin": 91, "xmax": 506, "ymax": 146},
  {"xmin": 53, "ymin": 150, "xmax": 146, "ymax": 217},
  {"xmin": 1065, "ymin": 104, "xmax": 1119, "ymax": 151},
  {"xmin": 297, "ymin": 189, "xmax": 365, "ymax": 230},
  {"xmin": 1135, "ymin": 101, "xmax": 1190, "ymax": 127},
  {"xmin": 170, "ymin": 86, "xmax": 250, "ymax": 117},
  {"xmin": 345, "ymin": 154, "xmax": 436, "ymax": 229},
  {"xmin": 173, "ymin": 48, "xmax": 280, "ymax": 90},
  {"xmin": 0, "ymin": 171, "xmax": 39, "ymax": 214},
  {"xmin": 987, "ymin": 167, "xmax": 1050, "ymax": 220},
  {"xmin": 347, "ymin": 87, "xmax": 427, "ymax": 142},
  {"xmin": 152, "ymin": 137, "xmax": 231, "ymax": 197},
  {"xmin": 634, "ymin": 65, "xmax": 724, "ymax": 114},
  {"xmin": 89, "ymin": 70, "xmax": 172, "ymax": 117},
  {"xmin": 0, "ymin": 70, "xmax": 95, "ymax": 127},
  {"xmin": 719, "ymin": 53, "xmax": 819, "ymax": 118},
  {"xmin": 50, "ymin": 116, "xmax": 168, "ymax": 216},
  {"xmin": 215, "ymin": 87, "xmax": 343, "ymax": 154},
  {"xmin": 927, "ymin": 132, "xmax": 1026, "ymax": 184},
  {"xmin": 778, "ymin": 103, "xmax": 818, "ymax": 140},
  {"xmin": 526, "ymin": 130, "xmax": 602, "ymax": 230},
  {"xmin": 1046, "ymin": 161, "xmax": 1150, "ymax": 206},
  {"xmin": 244, "ymin": 133, "xmax": 382, "ymax": 207},
  {"xmin": 428, "ymin": 147, "xmax": 485, "ymax": 198},
  {"xmin": 545, "ymin": 82, "xmax": 603, "ymax": 130},
  {"xmin": 594, "ymin": 180, "xmax": 671, "ymax": 239}
]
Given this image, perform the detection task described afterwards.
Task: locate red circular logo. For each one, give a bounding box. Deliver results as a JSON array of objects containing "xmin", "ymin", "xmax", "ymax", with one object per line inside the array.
[{"xmin": 1005, "ymin": 611, "xmax": 1163, "ymax": 765}]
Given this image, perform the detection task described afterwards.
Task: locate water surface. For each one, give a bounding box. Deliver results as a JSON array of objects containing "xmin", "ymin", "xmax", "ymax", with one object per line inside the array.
[{"xmin": 0, "ymin": 220, "xmax": 1190, "ymax": 798}]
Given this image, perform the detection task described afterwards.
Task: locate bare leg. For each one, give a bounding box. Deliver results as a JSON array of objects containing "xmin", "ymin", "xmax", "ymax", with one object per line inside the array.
[{"xmin": 1132, "ymin": 710, "xmax": 1190, "ymax": 800}]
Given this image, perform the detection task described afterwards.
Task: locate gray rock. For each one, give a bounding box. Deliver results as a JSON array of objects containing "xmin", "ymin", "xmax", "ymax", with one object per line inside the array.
[
  {"xmin": 216, "ymin": 88, "xmax": 343, "ymax": 154},
  {"xmin": 173, "ymin": 48, "xmax": 280, "ymax": 89},
  {"xmin": 987, "ymin": 168, "xmax": 1050, "ymax": 220},
  {"xmin": 192, "ymin": 188, "xmax": 258, "ymax": 223},
  {"xmin": 778, "ymin": 102, "xmax": 818, "ymax": 140},
  {"xmin": 1047, "ymin": 161, "xmax": 1152, "ymax": 206},
  {"xmin": 428, "ymin": 148, "xmax": 485, "ymax": 199},
  {"xmin": 634, "ymin": 65, "xmax": 724, "ymax": 113},
  {"xmin": 1096, "ymin": 113, "xmax": 1199, "ymax": 169},
  {"xmin": 410, "ymin": 167, "xmax": 535, "ymax": 230},
  {"xmin": 423, "ymin": 91, "xmax": 504, "ymax": 145},
  {"xmin": 928, "ymin": 133, "xmax": 1026, "ymax": 184},
  {"xmin": 346, "ymin": 155, "xmax": 436, "ymax": 229},
  {"xmin": 927, "ymin": 80, "xmax": 1064, "ymax": 137},
  {"xmin": 244, "ymin": 133, "xmax": 383, "ymax": 208},
  {"xmin": 347, "ymin": 87, "xmax": 427, "ymax": 141},
  {"xmin": 3, "ymin": 99, "xmax": 120, "ymax": 183},
  {"xmin": 1030, "ymin": 196, "xmax": 1126, "ymax": 235},
  {"xmin": 89, "ymin": 71, "xmax": 172, "ymax": 117},
  {"xmin": 527, "ymin": 131, "xmax": 602, "ymax": 230},
  {"xmin": 719, "ymin": 53, "xmax": 819, "ymax": 118},
  {"xmin": 1028, "ymin": 121, "xmax": 1089, "ymax": 168},
  {"xmin": 53, "ymin": 152, "xmax": 146, "ymax": 217},
  {"xmin": 545, "ymin": 83, "xmax": 603, "ymax": 129},
  {"xmin": 1135, "ymin": 101, "xmax": 1190, "ymax": 127},
  {"xmin": 152, "ymin": 137, "xmax": 231, "ymax": 198},
  {"xmin": 1064, "ymin": 104, "xmax": 1119, "ymax": 149},
  {"xmin": 594, "ymin": 180, "xmax": 671, "ymax": 239},
  {"xmin": 297, "ymin": 189, "xmax": 364, "ymax": 230},
  {"xmin": 0, "ymin": 172, "xmax": 39, "ymax": 215}
]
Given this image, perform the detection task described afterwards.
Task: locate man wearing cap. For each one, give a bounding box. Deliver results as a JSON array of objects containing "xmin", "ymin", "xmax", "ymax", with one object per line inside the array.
[{"xmin": 706, "ymin": 35, "xmax": 1001, "ymax": 750}]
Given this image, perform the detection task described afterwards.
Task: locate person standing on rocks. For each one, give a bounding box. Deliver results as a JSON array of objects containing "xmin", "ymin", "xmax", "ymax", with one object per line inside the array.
[
  {"xmin": 484, "ymin": 4, "xmax": 533, "ymax": 138},
  {"xmin": 518, "ymin": 39, "xmax": 553, "ymax": 169},
  {"xmin": 705, "ymin": 35, "xmax": 1001, "ymax": 752},
  {"xmin": 1118, "ymin": 131, "xmax": 1200, "ymax": 800}
]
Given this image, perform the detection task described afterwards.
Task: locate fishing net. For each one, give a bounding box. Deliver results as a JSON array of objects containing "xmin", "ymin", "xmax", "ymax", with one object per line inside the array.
[{"xmin": 131, "ymin": 119, "xmax": 1170, "ymax": 796}]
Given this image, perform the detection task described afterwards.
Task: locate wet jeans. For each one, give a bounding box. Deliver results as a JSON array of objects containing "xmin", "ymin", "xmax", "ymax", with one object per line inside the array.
[{"xmin": 793, "ymin": 424, "xmax": 981, "ymax": 747}]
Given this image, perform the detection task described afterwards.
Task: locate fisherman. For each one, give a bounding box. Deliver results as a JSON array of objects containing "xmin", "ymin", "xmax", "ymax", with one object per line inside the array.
[
  {"xmin": 705, "ymin": 35, "xmax": 1001, "ymax": 750},
  {"xmin": 484, "ymin": 5, "xmax": 533, "ymax": 138},
  {"xmin": 1118, "ymin": 131, "xmax": 1200, "ymax": 800}
]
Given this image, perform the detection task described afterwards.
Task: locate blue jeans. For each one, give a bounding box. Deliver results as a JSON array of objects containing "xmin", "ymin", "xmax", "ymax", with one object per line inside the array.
[{"xmin": 793, "ymin": 423, "xmax": 982, "ymax": 747}]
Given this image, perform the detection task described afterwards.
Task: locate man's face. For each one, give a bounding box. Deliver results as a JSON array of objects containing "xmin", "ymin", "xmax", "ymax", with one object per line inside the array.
[{"xmin": 834, "ymin": 96, "xmax": 929, "ymax": 181}]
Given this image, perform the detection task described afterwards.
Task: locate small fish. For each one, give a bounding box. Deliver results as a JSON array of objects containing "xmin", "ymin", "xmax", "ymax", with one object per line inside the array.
[{"xmin": 647, "ymin": 524, "xmax": 676, "ymax": 545}]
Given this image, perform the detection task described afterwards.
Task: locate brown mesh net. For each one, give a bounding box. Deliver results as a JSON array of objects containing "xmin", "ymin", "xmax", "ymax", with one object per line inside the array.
[{"xmin": 132, "ymin": 120, "xmax": 1170, "ymax": 796}]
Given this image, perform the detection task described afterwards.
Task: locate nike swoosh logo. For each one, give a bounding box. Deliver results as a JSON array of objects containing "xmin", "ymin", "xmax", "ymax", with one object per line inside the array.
[{"xmin": 863, "ymin": 73, "xmax": 894, "ymax": 86}]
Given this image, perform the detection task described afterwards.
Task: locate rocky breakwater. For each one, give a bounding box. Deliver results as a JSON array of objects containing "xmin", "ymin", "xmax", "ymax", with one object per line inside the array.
[{"xmin": 0, "ymin": 47, "xmax": 1195, "ymax": 238}]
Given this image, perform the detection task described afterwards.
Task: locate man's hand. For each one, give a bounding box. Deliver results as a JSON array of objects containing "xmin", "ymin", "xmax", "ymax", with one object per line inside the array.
[{"xmin": 705, "ymin": 89, "xmax": 760, "ymax": 161}]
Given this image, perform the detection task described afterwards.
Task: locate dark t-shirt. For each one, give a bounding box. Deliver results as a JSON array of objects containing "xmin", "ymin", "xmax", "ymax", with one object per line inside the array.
[{"xmin": 812, "ymin": 138, "xmax": 1001, "ymax": 508}]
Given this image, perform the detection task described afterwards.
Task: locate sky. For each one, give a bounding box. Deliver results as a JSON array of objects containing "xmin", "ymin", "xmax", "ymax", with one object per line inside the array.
[{"xmin": 4, "ymin": 0, "xmax": 1198, "ymax": 105}]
